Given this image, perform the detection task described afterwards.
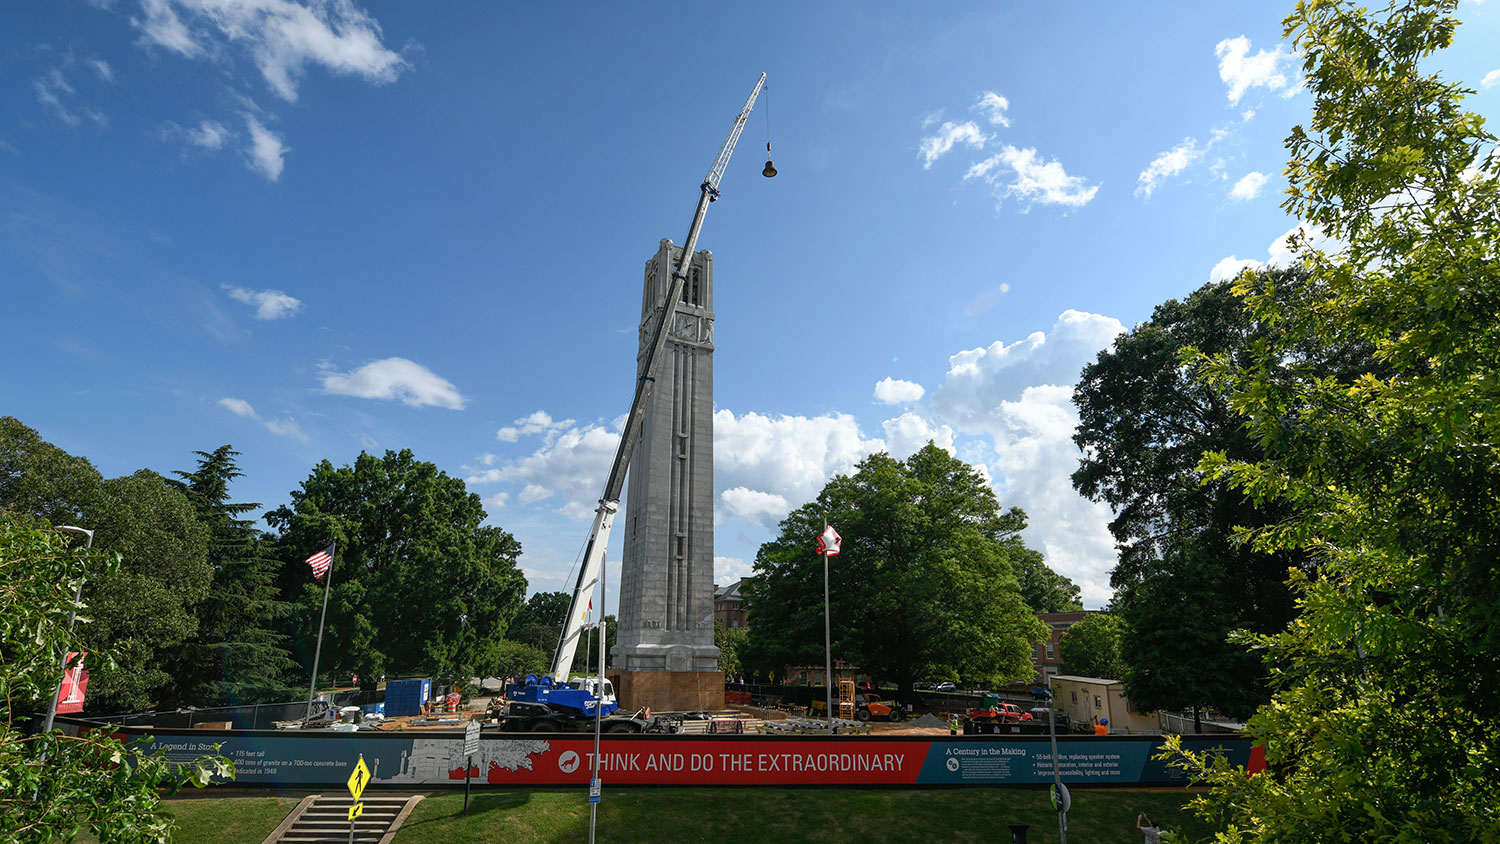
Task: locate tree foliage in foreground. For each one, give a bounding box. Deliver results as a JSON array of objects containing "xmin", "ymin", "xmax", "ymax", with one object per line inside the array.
[
  {"xmin": 267, "ymin": 449, "xmax": 527, "ymax": 682},
  {"xmin": 0, "ymin": 515, "xmax": 230, "ymax": 843},
  {"xmin": 0, "ymin": 418, "xmax": 214, "ymax": 713},
  {"xmin": 744, "ymin": 444, "xmax": 1047, "ymax": 699},
  {"xmin": 1168, "ymin": 2, "xmax": 1500, "ymax": 840},
  {"xmin": 1071, "ymin": 274, "xmax": 1370, "ymax": 719}
]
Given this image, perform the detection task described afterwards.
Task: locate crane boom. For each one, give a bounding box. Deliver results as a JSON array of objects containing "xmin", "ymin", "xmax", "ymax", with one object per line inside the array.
[{"xmin": 548, "ymin": 73, "xmax": 767, "ymax": 683}]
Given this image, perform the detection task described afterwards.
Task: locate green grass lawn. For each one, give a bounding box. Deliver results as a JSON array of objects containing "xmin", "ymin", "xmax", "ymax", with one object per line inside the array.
[{"xmin": 165, "ymin": 787, "xmax": 1206, "ymax": 843}]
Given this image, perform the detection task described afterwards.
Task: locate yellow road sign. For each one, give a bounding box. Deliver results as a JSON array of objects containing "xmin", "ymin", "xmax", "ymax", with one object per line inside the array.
[
  {"xmin": 347, "ymin": 755, "xmax": 370, "ymax": 801},
  {"xmin": 348, "ymin": 802, "xmax": 364, "ymax": 821}
]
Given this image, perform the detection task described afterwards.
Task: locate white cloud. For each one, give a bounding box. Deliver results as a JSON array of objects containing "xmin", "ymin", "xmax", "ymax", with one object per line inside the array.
[
  {"xmin": 87, "ymin": 58, "xmax": 114, "ymax": 82},
  {"xmin": 132, "ymin": 0, "xmax": 408, "ymax": 102},
  {"xmin": 881, "ymin": 412, "xmax": 954, "ymax": 460},
  {"xmin": 714, "ymin": 409, "xmax": 885, "ymax": 516},
  {"xmin": 720, "ymin": 487, "xmax": 791, "ymax": 528},
  {"xmin": 219, "ymin": 396, "xmax": 257, "ymax": 417},
  {"xmin": 972, "ymin": 91, "xmax": 1011, "ymax": 127},
  {"xmin": 965, "ymin": 145, "xmax": 1098, "ymax": 208},
  {"xmin": 715, "ymin": 556, "xmax": 755, "ymax": 585},
  {"xmin": 1216, "ymin": 36, "xmax": 1292, "ymax": 104},
  {"xmin": 918, "ymin": 120, "xmax": 986, "ymax": 169},
  {"xmin": 188, "ymin": 119, "xmax": 229, "ymax": 149},
  {"xmin": 1207, "ymin": 221, "xmax": 1335, "ymax": 280},
  {"xmin": 485, "ymin": 492, "xmax": 510, "ymax": 510},
  {"xmin": 217, "ymin": 396, "xmax": 306, "ymax": 440},
  {"xmin": 32, "ymin": 67, "xmax": 107, "ymax": 128},
  {"xmin": 873, "ymin": 377, "xmax": 924, "ymax": 404},
  {"xmin": 1136, "ymin": 138, "xmax": 1201, "ymax": 199},
  {"xmin": 1483, "ymin": 69, "xmax": 1500, "ymax": 89},
  {"xmin": 467, "ymin": 421, "xmax": 622, "ymax": 519},
  {"xmin": 929, "ymin": 313, "xmax": 1129, "ymax": 605},
  {"xmin": 1209, "ymin": 256, "xmax": 1261, "ymax": 282},
  {"xmin": 244, "ymin": 114, "xmax": 287, "ymax": 180},
  {"xmin": 224, "ymin": 284, "xmax": 301, "ymax": 318},
  {"xmin": 497, "ymin": 410, "xmax": 575, "ymax": 443},
  {"xmin": 1241, "ymin": 108, "xmax": 1256, "ymax": 122},
  {"xmin": 1230, "ymin": 171, "xmax": 1269, "ymax": 201},
  {"xmin": 320, "ymin": 357, "xmax": 466, "ymax": 409}
]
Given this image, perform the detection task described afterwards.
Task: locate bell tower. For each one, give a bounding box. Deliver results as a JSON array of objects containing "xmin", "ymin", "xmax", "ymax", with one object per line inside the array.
[{"xmin": 610, "ymin": 238, "xmax": 723, "ymax": 710}]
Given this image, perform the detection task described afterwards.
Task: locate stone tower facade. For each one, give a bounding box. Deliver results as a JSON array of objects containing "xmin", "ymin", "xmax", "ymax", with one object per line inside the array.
[{"xmin": 612, "ymin": 239, "xmax": 721, "ymax": 687}]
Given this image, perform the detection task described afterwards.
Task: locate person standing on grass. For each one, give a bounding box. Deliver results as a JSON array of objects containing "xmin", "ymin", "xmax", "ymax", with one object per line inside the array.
[{"xmin": 1137, "ymin": 812, "xmax": 1161, "ymax": 844}]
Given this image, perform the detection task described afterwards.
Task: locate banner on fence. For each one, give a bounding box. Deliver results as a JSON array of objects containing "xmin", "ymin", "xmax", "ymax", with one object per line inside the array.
[{"xmin": 123, "ymin": 729, "xmax": 1257, "ymax": 789}]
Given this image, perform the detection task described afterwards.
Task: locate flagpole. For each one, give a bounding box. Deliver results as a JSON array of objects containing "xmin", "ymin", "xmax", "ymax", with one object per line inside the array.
[
  {"xmin": 305, "ymin": 542, "xmax": 336, "ymax": 724},
  {"xmin": 823, "ymin": 515, "xmax": 833, "ymax": 735}
]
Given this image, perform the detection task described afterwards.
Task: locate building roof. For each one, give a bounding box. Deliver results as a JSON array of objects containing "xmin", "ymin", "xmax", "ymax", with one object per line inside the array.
[
  {"xmin": 714, "ymin": 577, "xmax": 749, "ymax": 602},
  {"xmin": 1051, "ymin": 675, "xmax": 1122, "ymax": 685}
]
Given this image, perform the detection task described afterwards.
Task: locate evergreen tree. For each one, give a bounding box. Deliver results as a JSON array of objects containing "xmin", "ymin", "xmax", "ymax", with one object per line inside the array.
[{"xmin": 160, "ymin": 446, "xmax": 297, "ymax": 707}]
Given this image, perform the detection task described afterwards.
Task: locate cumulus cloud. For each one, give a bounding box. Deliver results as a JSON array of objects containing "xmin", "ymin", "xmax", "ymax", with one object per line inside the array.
[
  {"xmin": 873, "ymin": 377, "xmax": 924, "ymax": 405},
  {"xmin": 497, "ymin": 410, "xmax": 575, "ymax": 443},
  {"xmin": 132, "ymin": 0, "xmax": 408, "ymax": 102},
  {"xmin": 715, "ymin": 555, "xmax": 755, "ymax": 585},
  {"xmin": 224, "ymin": 284, "xmax": 301, "ymax": 318},
  {"xmin": 1230, "ymin": 171, "xmax": 1269, "ymax": 201},
  {"xmin": 217, "ymin": 396, "xmax": 307, "ymax": 440},
  {"xmin": 1208, "ymin": 256, "xmax": 1261, "ymax": 282},
  {"xmin": 929, "ymin": 312, "xmax": 1129, "ymax": 605},
  {"xmin": 321, "ymin": 357, "xmax": 466, "ymax": 409},
  {"xmin": 244, "ymin": 114, "xmax": 287, "ymax": 180},
  {"xmin": 466, "ymin": 421, "xmax": 622, "ymax": 519},
  {"xmin": 714, "ymin": 410, "xmax": 885, "ymax": 515},
  {"xmin": 972, "ymin": 91, "xmax": 1011, "ymax": 127},
  {"xmin": 881, "ymin": 412, "xmax": 954, "ymax": 460},
  {"xmin": 1136, "ymin": 138, "xmax": 1201, "ymax": 199},
  {"xmin": 965, "ymin": 145, "xmax": 1099, "ymax": 208},
  {"xmin": 1216, "ymin": 36, "xmax": 1293, "ymax": 104},
  {"xmin": 1483, "ymin": 69, "xmax": 1500, "ymax": 89},
  {"xmin": 1207, "ymin": 221, "xmax": 1334, "ymax": 280},
  {"xmin": 720, "ymin": 487, "xmax": 791, "ymax": 528},
  {"xmin": 918, "ymin": 120, "xmax": 986, "ymax": 169}
]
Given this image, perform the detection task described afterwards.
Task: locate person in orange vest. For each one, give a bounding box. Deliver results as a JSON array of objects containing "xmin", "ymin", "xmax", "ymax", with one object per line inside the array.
[{"xmin": 1094, "ymin": 716, "xmax": 1109, "ymax": 735}]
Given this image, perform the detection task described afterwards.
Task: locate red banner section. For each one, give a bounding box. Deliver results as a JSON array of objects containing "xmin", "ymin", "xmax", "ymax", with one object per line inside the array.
[{"xmin": 484, "ymin": 739, "xmax": 930, "ymax": 786}]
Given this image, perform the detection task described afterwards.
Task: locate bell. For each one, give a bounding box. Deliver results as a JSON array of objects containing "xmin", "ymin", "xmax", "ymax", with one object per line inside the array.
[{"xmin": 762, "ymin": 159, "xmax": 777, "ymax": 178}]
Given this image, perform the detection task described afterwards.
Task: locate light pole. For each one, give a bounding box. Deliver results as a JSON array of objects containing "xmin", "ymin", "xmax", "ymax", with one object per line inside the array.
[
  {"xmin": 1046, "ymin": 674, "xmax": 1068, "ymax": 844},
  {"xmin": 43, "ymin": 525, "xmax": 94, "ymax": 733}
]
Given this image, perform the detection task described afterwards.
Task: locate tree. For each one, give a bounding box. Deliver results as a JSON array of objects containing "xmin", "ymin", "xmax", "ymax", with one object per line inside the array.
[
  {"xmin": 509, "ymin": 591, "xmax": 571, "ymax": 665},
  {"xmin": 715, "ymin": 621, "xmax": 749, "ymax": 679},
  {"xmin": 1071, "ymin": 274, "xmax": 1367, "ymax": 719},
  {"xmin": 0, "ymin": 417, "xmax": 215, "ymax": 712},
  {"xmin": 159, "ymin": 446, "xmax": 298, "ymax": 707},
  {"xmin": 744, "ymin": 444, "xmax": 1047, "ymax": 700},
  {"xmin": 1169, "ymin": 2, "xmax": 1500, "ymax": 839},
  {"xmin": 266, "ymin": 449, "xmax": 527, "ymax": 682},
  {"xmin": 572, "ymin": 614, "xmax": 616, "ymax": 673},
  {"xmin": 1056, "ymin": 612, "xmax": 1126, "ymax": 681},
  {"xmin": 0, "ymin": 514, "xmax": 230, "ymax": 843},
  {"xmin": 475, "ymin": 638, "xmax": 546, "ymax": 681},
  {"xmin": 1011, "ymin": 547, "xmax": 1083, "ymax": 613}
]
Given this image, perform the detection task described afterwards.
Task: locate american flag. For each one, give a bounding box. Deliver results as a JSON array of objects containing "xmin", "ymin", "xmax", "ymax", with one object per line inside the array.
[{"xmin": 306, "ymin": 543, "xmax": 335, "ymax": 579}]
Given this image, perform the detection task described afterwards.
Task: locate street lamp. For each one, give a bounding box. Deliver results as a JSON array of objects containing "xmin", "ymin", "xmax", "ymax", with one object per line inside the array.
[{"xmin": 43, "ymin": 525, "xmax": 94, "ymax": 733}]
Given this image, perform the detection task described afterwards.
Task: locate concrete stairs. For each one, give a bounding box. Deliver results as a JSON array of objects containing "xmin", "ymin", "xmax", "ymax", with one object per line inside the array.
[{"xmin": 261, "ymin": 793, "xmax": 423, "ymax": 844}]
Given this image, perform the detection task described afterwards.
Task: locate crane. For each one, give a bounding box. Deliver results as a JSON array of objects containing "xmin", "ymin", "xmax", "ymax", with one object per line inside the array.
[{"xmin": 501, "ymin": 74, "xmax": 769, "ymax": 731}]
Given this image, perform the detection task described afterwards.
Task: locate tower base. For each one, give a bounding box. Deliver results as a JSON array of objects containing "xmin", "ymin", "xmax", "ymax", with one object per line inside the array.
[{"xmin": 608, "ymin": 670, "xmax": 725, "ymax": 713}]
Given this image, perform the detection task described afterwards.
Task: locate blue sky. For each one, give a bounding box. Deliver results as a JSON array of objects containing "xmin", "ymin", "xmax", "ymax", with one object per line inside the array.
[{"xmin": 6, "ymin": 0, "xmax": 1498, "ymax": 610}]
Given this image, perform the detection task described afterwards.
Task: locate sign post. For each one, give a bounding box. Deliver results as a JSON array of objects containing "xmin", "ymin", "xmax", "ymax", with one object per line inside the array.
[
  {"xmin": 346, "ymin": 754, "xmax": 369, "ymax": 844},
  {"xmin": 463, "ymin": 719, "xmax": 480, "ymax": 816}
]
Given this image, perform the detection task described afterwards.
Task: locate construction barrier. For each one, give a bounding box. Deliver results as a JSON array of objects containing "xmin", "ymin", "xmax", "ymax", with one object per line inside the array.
[{"xmin": 111, "ymin": 722, "xmax": 1261, "ymax": 789}]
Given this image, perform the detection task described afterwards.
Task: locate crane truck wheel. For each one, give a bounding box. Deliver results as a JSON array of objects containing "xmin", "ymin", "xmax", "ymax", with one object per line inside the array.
[
  {"xmin": 604, "ymin": 721, "xmax": 639, "ymax": 734},
  {"xmin": 529, "ymin": 720, "xmax": 560, "ymax": 732}
]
